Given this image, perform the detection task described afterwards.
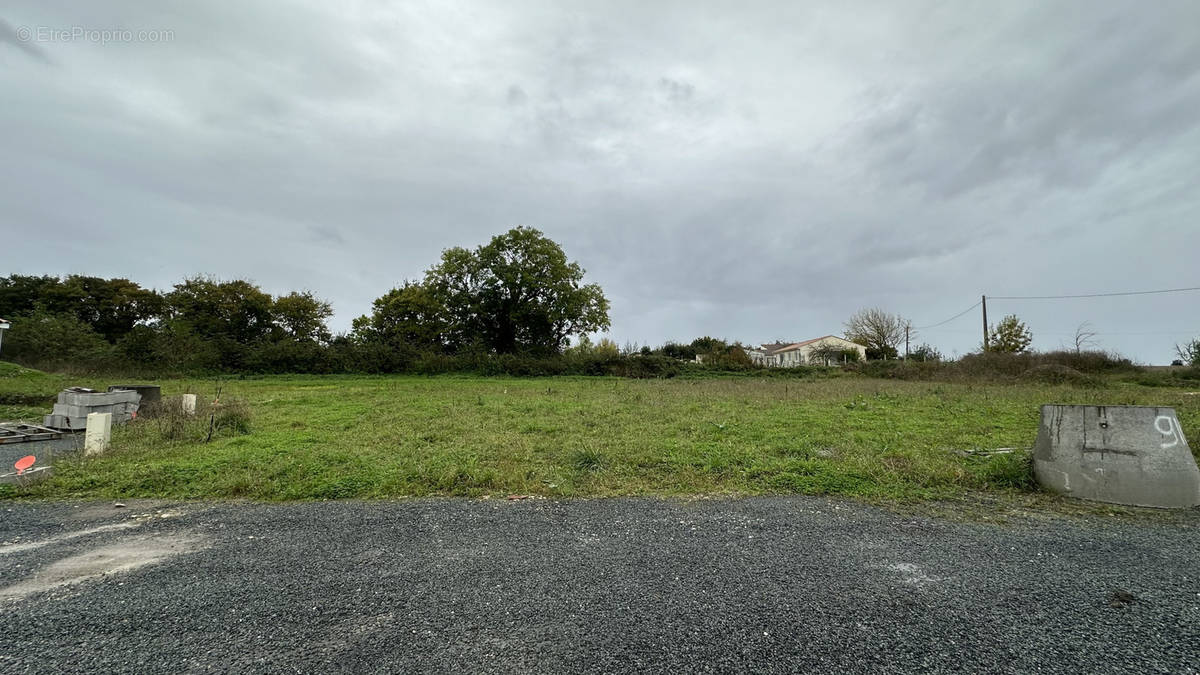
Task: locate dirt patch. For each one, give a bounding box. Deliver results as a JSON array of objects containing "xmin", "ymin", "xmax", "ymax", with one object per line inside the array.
[{"xmin": 0, "ymin": 533, "xmax": 207, "ymax": 601}]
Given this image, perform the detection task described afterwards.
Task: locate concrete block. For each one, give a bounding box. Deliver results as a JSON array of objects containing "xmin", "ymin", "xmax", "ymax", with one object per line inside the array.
[
  {"xmin": 58, "ymin": 390, "xmax": 106, "ymax": 406},
  {"xmin": 53, "ymin": 403, "xmax": 117, "ymax": 418},
  {"xmin": 1032, "ymin": 405, "xmax": 1200, "ymax": 508},
  {"xmin": 181, "ymin": 394, "xmax": 197, "ymax": 415},
  {"xmin": 57, "ymin": 390, "xmax": 140, "ymax": 407},
  {"xmin": 44, "ymin": 414, "xmax": 88, "ymax": 431},
  {"xmin": 109, "ymin": 385, "xmax": 160, "ymax": 404},
  {"xmin": 112, "ymin": 390, "xmax": 141, "ymax": 405},
  {"xmin": 84, "ymin": 412, "xmax": 112, "ymax": 457}
]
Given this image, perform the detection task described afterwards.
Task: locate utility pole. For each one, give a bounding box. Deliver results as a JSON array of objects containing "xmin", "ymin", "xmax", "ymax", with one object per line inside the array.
[
  {"xmin": 981, "ymin": 294, "xmax": 989, "ymax": 351},
  {"xmin": 904, "ymin": 323, "xmax": 910, "ymax": 361}
]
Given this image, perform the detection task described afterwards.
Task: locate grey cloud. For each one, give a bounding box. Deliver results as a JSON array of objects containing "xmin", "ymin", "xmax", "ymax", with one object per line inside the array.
[
  {"xmin": 658, "ymin": 77, "xmax": 695, "ymax": 103},
  {"xmin": 506, "ymin": 85, "xmax": 528, "ymax": 105},
  {"xmin": 0, "ymin": 18, "xmax": 51, "ymax": 63},
  {"xmin": 849, "ymin": 5, "xmax": 1200, "ymax": 199},
  {"xmin": 1, "ymin": 0, "xmax": 1197, "ymax": 362},
  {"xmin": 309, "ymin": 225, "xmax": 346, "ymax": 246}
]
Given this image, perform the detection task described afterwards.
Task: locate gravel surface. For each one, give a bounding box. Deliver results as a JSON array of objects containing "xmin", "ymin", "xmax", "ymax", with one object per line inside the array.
[{"xmin": 0, "ymin": 497, "xmax": 1197, "ymax": 673}]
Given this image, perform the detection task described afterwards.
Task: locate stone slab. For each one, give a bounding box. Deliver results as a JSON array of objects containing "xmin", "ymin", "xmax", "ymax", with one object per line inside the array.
[
  {"xmin": 1032, "ymin": 404, "xmax": 1200, "ymax": 508},
  {"xmin": 84, "ymin": 412, "xmax": 112, "ymax": 456},
  {"xmin": 57, "ymin": 390, "xmax": 140, "ymax": 407},
  {"xmin": 51, "ymin": 402, "xmax": 137, "ymax": 418}
]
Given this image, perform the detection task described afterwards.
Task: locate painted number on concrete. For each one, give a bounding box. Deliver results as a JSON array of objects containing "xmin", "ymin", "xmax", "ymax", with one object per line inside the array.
[{"xmin": 1154, "ymin": 415, "xmax": 1186, "ymax": 448}]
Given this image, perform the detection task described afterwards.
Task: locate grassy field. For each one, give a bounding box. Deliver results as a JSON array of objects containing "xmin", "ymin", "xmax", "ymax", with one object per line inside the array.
[{"xmin": 2, "ymin": 361, "xmax": 1198, "ymax": 503}]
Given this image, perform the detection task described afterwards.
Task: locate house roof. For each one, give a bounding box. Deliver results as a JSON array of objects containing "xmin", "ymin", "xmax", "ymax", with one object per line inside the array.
[
  {"xmin": 775, "ymin": 335, "xmax": 858, "ymax": 352},
  {"xmin": 757, "ymin": 342, "xmax": 792, "ymax": 355}
]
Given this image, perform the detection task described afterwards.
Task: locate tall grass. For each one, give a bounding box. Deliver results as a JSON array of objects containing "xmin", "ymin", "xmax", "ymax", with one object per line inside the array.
[{"xmin": 1, "ymin": 373, "xmax": 1194, "ymax": 502}]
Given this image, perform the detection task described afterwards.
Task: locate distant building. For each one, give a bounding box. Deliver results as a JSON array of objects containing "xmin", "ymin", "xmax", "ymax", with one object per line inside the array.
[
  {"xmin": 0, "ymin": 317, "xmax": 9, "ymax": 356},
  {"xmin": 748, "ymin": 335, "xmax": 866, "ymax": 366}
]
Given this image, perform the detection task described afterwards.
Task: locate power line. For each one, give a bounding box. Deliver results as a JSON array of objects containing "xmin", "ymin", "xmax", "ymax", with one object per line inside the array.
[
  {"xmin": 911, "ymin": 285, "xmax": 1199, "ymax": 336},
  {"xmin": 913, "ymin": 300, "xmax": 981, "ymax": 330},
  {"xmin": 990, "ymin": 286, "xmax": 1200, "ymax": 300}
]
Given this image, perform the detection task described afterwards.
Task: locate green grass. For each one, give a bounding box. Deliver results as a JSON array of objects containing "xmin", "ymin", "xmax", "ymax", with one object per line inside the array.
[{"xmin": 1, "ymin": 365, "xmax": 1198, "ymax": 502}]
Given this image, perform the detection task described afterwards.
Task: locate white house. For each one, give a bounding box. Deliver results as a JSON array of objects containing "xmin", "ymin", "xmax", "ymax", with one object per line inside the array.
[
  {"xmin": 748, "ymin": 335, "xmax": 866, "ymax": 367},
  {"xmin": 0, "ymin": 317, "xmax": 9, "ymax": 356}
]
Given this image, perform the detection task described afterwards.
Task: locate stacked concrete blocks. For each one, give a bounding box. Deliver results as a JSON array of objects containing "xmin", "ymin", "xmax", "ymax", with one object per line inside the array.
[{"xmin": 44, "ymin": 388, "xmax": 141, "ymax": 431}]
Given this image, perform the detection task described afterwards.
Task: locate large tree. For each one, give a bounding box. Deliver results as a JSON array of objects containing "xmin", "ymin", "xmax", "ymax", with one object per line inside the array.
[
  {"xmin": 352, "ymin": 281, "xmax": 447, "ymax": 351},
  {"xmin": 273, "ymin": 291, "xmax": 333, "ymax": 343},
  {"xmin": 166, "ymin": 277, "xmax": 276, "ymax": 344},
  {"xmin": 59, "ymin": 276, "xmax": 165, "ymax": 343},
  {"xmin": 0, "ymin": 275, "xmax": 62, "ymax": 318},
  {"xmin": 0, "ymin": 274, "xmax": 163, "ymax": 343},
  {"xmin": 844, "ymin": 308, "xmax": 908, "ymax": 360},
  {"xmin": 424, "ymin": 227, "xmax": 610, "ymax": 354}
]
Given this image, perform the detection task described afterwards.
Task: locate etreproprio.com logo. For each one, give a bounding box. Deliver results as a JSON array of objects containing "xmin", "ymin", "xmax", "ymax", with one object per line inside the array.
[{"xmin": 15, "ymin": 25, "xmax": 174, "ymax": 44}]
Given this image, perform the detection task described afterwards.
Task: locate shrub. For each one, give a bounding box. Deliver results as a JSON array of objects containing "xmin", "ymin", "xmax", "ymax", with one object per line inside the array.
[
  {"xmin": 571, "ymin": 448, "xmax": 605, "ymax": 472},
  {"xmin": 2, "ymin": 310, "xmax": 114, "ymax": 371},
  {"xmin": 610, "ymin": 354, "xmax": 680, "ymax": 379},
  {"xmin": 245, "ymin": 339, "xmax": 340, "ymax": 374},
  {"xmin": 907, "ymin": 343, "xmax": 942, "ymax": 362},
  {"xmin": 1037, "ymin": 350, "xmax": 1136, "ymax": 374},
  {"xmin": 1019, "ymin": 364, "xmax": 1100, "ymax": 387},
  {"xmin": 956, "ymin": 351, "xmax": 1036, "ymax": 377},
  {"xmin": 133, "ymin": 395, "xmax": 252, "ymax": 443},
  {"xmin": 977, "ymin": 452, "xmax": 1034, "ymax": 490},
  {"xmin": 842, "ymin": 349, "xmax": 1136, "ymax": 384},
  {"xmin": 842, "ymin": 360, "xmax": 942, "ymax": 381}
]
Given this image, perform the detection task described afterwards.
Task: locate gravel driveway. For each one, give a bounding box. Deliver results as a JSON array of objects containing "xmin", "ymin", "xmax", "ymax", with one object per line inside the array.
[{"xmin": 1, "ymin": 497, "xmax": 1197, "ymax": 673}]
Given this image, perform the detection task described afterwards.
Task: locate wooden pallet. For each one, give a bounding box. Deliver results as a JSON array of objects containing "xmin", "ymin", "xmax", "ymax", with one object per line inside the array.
[{"xmin": 0, "ymin": 423, "xmax": 64, "ymax": 444}]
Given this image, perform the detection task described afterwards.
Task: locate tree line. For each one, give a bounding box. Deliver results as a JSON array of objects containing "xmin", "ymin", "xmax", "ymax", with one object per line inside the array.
[
  {"xmin": 0, "ymin": 227, "xmax": 756, "ymax": 375},
  {"xmin": 4, "ymin": 225, "xmax": 1141, "ymax": 375}
]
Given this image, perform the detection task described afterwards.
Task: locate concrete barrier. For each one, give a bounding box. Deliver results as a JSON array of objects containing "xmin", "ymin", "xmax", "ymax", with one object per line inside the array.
[
  {"xmin": 84, "ymin": 412, "xmax": 112, "ymax": 457},
  {"xmin": 1032, "ymin": 405, "xmax": 1200, "ymax": 508}
]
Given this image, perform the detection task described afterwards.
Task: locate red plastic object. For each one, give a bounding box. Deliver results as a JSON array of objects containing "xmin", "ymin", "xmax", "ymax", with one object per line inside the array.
[{"xmin": 14, "ymin": 456, "xmax": 36, "ymax": 475}]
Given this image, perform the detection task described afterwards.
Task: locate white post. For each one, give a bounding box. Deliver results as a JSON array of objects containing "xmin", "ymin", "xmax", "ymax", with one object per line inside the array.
[
  {"xmin": 181, "ymin": 394, "xmax": 197, "ymax": 415},
  {"xmin": 84, "ymin": 412, "xmax": 113, "ymax": 456}
]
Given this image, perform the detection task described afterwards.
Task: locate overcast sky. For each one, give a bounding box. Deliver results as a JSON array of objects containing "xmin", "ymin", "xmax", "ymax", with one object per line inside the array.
[{"xmin": 2, "ymin": 1, "xmax": 1198, "ymax": 362}]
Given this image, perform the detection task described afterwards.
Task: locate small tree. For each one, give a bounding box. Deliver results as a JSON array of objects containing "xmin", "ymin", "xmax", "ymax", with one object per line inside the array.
[
  {"xmin": 908, "ymin": 343, "xmax": 943, "ymax": 362},
  {"xmin": 659, "ymin": 341, "xmax": 698, "ymax": 361},
  {"xmin": 987, "ymin": 315, "xmax": 1033, "ymax": 353},
  {"xmin": 594, "ymin": 338, "xmax": 620, "ymax": 358},
  {"xmin": 690, "ymin": 336, "xmax": 728, "ymax": 354},
  {"xmin": 808, "ymin": 343, "xmax": 861, "ymax": 365},
  {"xmin": 1175, "ymin": 338, "xmax": 1200, "ymax": 366},
  {"xmin": 1071, "ymin": 322, "xmax": 1098, "ymax": 354},
  {"xmin": 844, "ymin": 308, "xmax": 907, "ymax": 360}
]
